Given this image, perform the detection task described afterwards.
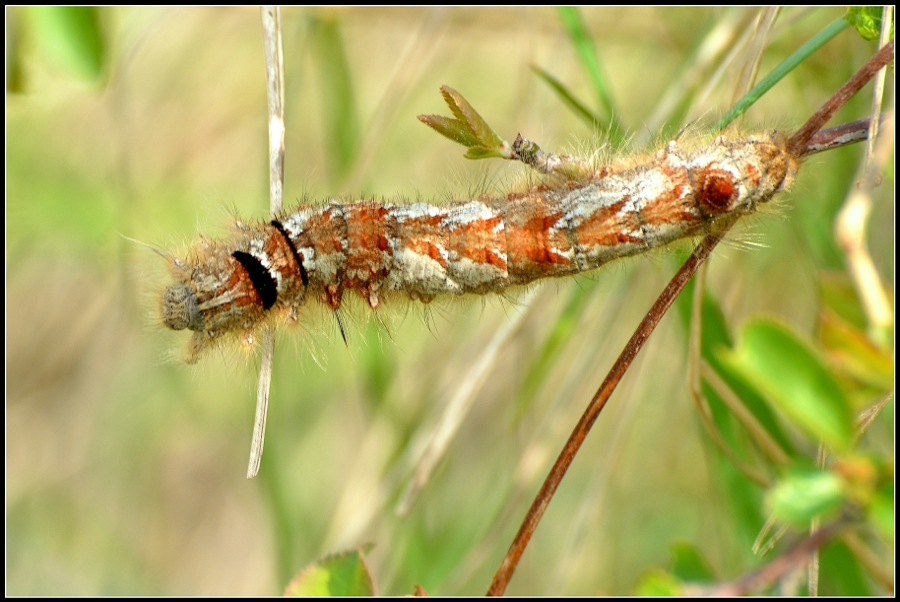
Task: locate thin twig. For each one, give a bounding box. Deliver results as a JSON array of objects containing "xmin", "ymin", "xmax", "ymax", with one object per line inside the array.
[
  {"xmin": 487, "ymin": 219, "xmax": 736, "ymax": 596},
  {"xmin": 695, "ymin": 517, "xmax": 849, "ymax": 596},
  {"xmin": 788, "ymin": 39, "xmax": 893, "ymax": 157},
  {"xmin": 248, "ymin": 5, "xmax": 286, "ymax": 479},
  {"xmin": 803, "ymin": 114, "xmax": 889, "ymax": 156},
  {"xmin": 832, "ymin": 24, "xmax": 893, "ymax": 343}
]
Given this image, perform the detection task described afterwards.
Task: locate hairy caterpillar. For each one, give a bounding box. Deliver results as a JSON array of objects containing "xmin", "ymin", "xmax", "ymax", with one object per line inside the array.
[
  {"xmin": 161, "ymin": 126, "xmax": 798, "ymax": 362},
  {"xmin": 5, "ymin": 5, "xmax": 892, "ymax": 597}
]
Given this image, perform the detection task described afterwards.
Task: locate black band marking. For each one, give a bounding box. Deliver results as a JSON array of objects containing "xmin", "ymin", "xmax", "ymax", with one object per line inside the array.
[
  {"xmin": 270, "ymin": 219, "xmax": 309, "ymax": 287},
  {"xmin": 232, "ymin": 251, "xmax": 278, "ymax": 310}
]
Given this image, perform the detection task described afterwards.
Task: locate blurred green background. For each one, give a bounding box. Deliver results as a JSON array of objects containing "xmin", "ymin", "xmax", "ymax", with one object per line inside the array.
[{"xmin": 7, "ymin": 7, "xmax": 893, "ymax": 595}]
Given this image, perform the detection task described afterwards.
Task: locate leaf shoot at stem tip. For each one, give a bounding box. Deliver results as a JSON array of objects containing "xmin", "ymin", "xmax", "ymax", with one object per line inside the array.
[
  {"xmin": 417, "ymin": 85, "xmax": 512, "ymax": 160},
  {"xmin": 418, "ymin": 85, "xmax": 598, "ymax": 181}
]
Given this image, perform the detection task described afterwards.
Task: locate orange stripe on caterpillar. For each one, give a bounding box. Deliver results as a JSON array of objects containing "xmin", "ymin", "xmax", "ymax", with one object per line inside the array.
[{"xmin": 161, "ymin": 132, "xmax": 799, "ymax": 362}]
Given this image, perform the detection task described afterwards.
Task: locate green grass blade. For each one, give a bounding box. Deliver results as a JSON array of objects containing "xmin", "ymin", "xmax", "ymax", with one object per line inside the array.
[
  {"xmin": 714, "ymin": 17, "xmax": 850, "ymax": 131},
  {"xmin": 556, "ymin": 6, "xmax": 615, "ymax": 119}
]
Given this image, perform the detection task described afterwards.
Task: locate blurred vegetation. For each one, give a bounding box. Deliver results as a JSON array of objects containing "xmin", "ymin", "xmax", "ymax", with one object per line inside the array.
[{"xmin": 6, "ymin": 7, "xmax": 893, "ymax": 595}]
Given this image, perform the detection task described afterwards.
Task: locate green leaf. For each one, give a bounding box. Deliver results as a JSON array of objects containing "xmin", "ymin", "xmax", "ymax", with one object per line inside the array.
[
  {"xmin": 634, "ymin": 568, "xmax": 684, "ymax": 596},
  {"xmin": 681, "ymin": 286, "xmax": 796, "ymax": 457},
  {"xmin": 818, "ymin": 540, "xmax": 876, "ymax": 596},
  {"xmin": 869, "ymin": 481, "xmax": 894, "ymax": 539},
  {"xmin": 669, "ymin": 542, "xmax": 715, "ymax": 583},
  {"xmin": 28, "ymin": 6, "xmax": 106, "ymax": 83},
  {"xmin": 420, "ymin": 115, "xmax": 482, "ymax": 149},
  {"xmin": 284, "ymin": 548, "xmax": 376, "ymax": 596},
  {"xmin": 845, "ymin": 7, "xmax": 891, "ymax": 42},
  {"xmin": 7, "ymin": 9, "xmax": 26, "ymax": 93},
  {"xmin": 767, "ymin": 468, "xmax": 844, "ymax": 525},
  {"xmin": 723, "ymin": 320, "xmax": 854, "ymax": 450},
  {"xmin": 417, "ymin": 86, "xmax": 509, "ymax": 160}
]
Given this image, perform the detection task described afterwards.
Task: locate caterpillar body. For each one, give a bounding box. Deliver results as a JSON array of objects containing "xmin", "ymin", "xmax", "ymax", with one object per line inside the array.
[{"xmin": 161, "ymin": 132, "xmax": 798, "ymax": 362}]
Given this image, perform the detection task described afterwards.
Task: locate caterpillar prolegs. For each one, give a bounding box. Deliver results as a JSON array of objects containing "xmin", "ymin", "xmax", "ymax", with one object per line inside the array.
[{"xmin": 161, "ymin": 127, "xmax": 798, "ymax": 362}]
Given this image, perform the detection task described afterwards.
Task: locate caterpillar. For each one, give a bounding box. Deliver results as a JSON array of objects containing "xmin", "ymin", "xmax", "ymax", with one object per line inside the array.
[{"xmin": 160, "ymin": 127, "xmax": 798, "ymax": 362}]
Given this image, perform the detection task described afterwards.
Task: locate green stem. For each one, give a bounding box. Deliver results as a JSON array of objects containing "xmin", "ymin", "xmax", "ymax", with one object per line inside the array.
[{"xmin": 715, "ymin": 17, "xmax": 850, "ymax": 131}]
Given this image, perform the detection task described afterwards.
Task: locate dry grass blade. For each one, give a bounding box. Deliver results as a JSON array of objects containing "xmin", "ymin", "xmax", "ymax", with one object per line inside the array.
[{"xmin": 248, "ymin": 6, "xmax": 286, "ymax": 479}]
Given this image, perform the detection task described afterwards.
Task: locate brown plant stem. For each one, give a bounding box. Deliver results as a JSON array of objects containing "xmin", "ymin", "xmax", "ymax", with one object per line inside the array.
[
  {"xmin": 694, "ymin": 517, "xmax": 849, "ymax": 596},
  {"xmin": 487, "ymin": 220, "xmax": 734, "ymax": 596},
  {"xmin": 788, "ymin": 39, "xmax": 893, "ymax": 157},
  {"xmin": 804, "ymin": 114, "xmax": 890, "ymax": 156},
  {"xmin": 487, "ymin": 40, "xmax": 893, "ymax": 596}
]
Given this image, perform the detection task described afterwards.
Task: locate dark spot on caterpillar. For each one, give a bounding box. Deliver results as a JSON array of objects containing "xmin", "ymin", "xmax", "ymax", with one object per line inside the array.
[
  {"xmin": 232, "ymin": 251, "xmax": 278, "ymax": 310},
  {"xmin": 271, "ymin": 219, "xmax": 309, "ymax": 287}
]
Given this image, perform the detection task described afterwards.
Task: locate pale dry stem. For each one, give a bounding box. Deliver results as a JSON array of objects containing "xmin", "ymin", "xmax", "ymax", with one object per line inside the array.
[
  {"xmin": 249, "ymin": 5, "xmax": 286, "ymax": 479},
  {"xmin": 834, "ymin": 110, "xmax": 894, "ymax": 342}
]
